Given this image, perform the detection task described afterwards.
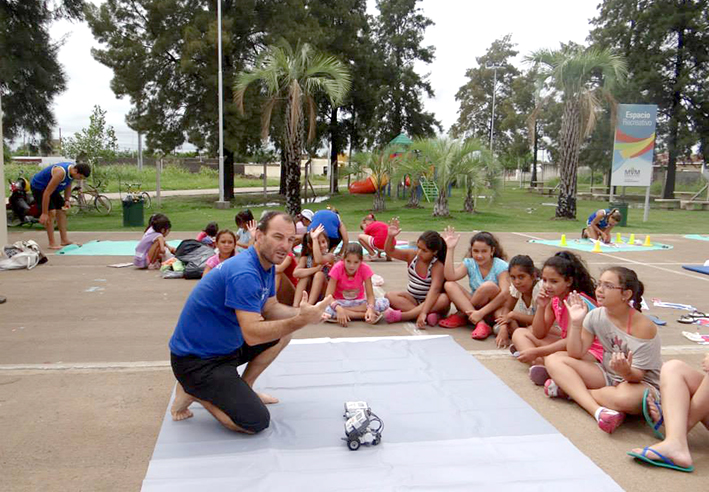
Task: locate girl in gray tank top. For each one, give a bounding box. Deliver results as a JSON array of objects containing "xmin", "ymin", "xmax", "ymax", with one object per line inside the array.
[{"xmin": 544, "ymin": 266, "xmax": 661, "ymax": 435}]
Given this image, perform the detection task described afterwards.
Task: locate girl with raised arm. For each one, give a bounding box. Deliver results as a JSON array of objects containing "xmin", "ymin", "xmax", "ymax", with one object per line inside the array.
[
  {"xmin": 544, "ymin": 267, "xmax": 662, "ymax": 434},
  {"xmin": 382, "ymin": 218, "xmax": 450, "ymax": 327},
  {"xmin": 438, "ymin": 228, "xmax": 510, "ymax": 340}
]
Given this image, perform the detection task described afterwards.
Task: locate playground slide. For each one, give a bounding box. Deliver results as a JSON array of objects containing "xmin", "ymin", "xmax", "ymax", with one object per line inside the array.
[{"xmin": 348, "ymin": 175, "xmax": 389, "ymax": 194}]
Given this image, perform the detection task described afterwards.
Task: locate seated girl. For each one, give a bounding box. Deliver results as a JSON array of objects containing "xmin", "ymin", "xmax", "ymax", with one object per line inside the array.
[
  {"xmin": 202, "ymin": 229, "xmax": 237, "ymax": 276},
  {"xmin": 358, "ymin": 213, "xmax": 389, "ymax": 261},
  {"xmin": 196, "ymin": 221, "xmax": 218, "ymax": 247},
  {"xmin": 323, "ymin": 243, "xmax": 389, "ymax": 327},
  {"xmin": 582, "ymin": 208, "xmax": 622, "ymax": 243},
  {"xmin": 234, "ymin": 209, "xmax": 256, "ymax": 252},
  {"xmin": 494, "ymin": 255, "xmax": 541, "ymax": 349},
  {"xmin": 439, "ymin": 228, "xmax": 509, "ymax": 340},
  {"xmin": 292, "ymin": 225, "xmax": 335, "ymax": 306},
  {"xmin": 545, "ymin": 267, "xmax": 662, "ymax": 434},
  {"xmin": 134, "ymin": 214, "xmax": 176, "ymax": 269},
  {"xmin": 275, "ymin": 250, "xmax": 298, "ymax": 306},
  {"xmin": 511, "ymin": 251, "xmax": 604, "ymax": 385},
  {"xmin": 628, "ymin": 354, "xmax": 709, "ymax": 473},
  {"xmin": 382, "ymin": 218, "xmax": 450, "ymax": 327}
]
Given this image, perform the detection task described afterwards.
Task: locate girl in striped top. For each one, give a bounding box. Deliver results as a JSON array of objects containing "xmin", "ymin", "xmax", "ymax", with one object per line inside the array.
[{"xmin": 383, "ymin": 218, "xmax": 450, "ymax": 327}]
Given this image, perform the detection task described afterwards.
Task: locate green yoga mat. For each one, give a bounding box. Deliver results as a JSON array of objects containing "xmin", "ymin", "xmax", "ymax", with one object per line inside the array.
[
  {"xmin": 56, "ymin": 240, "xmax": 182, "ymax": 256},
  {"xmin": 529, "ymin": 238, "xmax": 672, "ymax": 252},
  {"xmin": 684, "ymin": 234, "xmax": 709, "ymax": 242}
]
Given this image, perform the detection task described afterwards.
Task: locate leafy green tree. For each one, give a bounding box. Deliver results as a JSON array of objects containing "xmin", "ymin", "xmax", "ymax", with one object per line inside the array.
[
  {"xmin": 372, "ymin": 0, "xmax": 441, "ymax": 145},
  {"xmin": 351, "ymin": 149, "xmax": 393, "ymax": 212},
  {"xmin": 459, "ymin": 144, "xmax": 500, "ymax": 214},
  {"xmin": 527, "ymin": 45, "xmax": 626, "ymax": 219},
  {"xmin": 234, "ymin": 41, "xmax": 351, "ymax": 215},
  {"xmin": 62, "ymin": 105, "xmax": 118, "ymax": 185},
  {"xmin": 590, "ymin": 0, "xmax": 709, "ymax": 198},
  {"xmin": 0, "ymin": 0, "xmax": 85, "ymax": 151},
  {"xmin": 86, "ymin": 0, "xmax": 305, "ymax": 199}
]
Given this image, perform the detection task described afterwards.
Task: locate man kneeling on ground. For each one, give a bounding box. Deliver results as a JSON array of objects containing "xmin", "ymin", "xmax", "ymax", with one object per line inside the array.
[{"xmin": 168, "ymin": 211, "xmax": 332, "ymax": 433}]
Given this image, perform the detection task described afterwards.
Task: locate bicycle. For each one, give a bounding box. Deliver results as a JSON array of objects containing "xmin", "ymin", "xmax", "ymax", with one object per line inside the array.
[
  {"xmin": 125, "ymin": 183, "xmax": 152, "ymax": 209},
  {"xmin": 69, "ymin": 180, "xmax": 112, "ymax": 215}
]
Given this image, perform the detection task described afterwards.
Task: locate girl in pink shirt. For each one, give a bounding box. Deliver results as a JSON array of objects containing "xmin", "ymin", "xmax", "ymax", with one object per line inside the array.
[
  {"xmin": 201, "ymin": 230, "xmax": 237, "ymax": 277},
  {"xmin": 323, "ymin": 243, "xmax": 390, "ymax": 327}
]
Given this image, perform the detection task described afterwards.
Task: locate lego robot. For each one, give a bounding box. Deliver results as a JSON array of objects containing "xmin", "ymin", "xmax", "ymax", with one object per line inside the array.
[{"xmin": 342, "ymin": 401, "xmax": 383, "ymax": 451}]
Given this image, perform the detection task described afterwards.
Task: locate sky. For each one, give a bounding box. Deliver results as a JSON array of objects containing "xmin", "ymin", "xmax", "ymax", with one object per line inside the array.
[{"xmin": 47, "ymin": 0, "xmax": 601, "ymax": 153}]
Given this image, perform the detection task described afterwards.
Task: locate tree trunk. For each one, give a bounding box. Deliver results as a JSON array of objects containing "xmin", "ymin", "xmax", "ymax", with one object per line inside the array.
[
  {"xmin": 223, "ymin": 147, "xmax": 234, "ymax": 200},
  {"xmin": 662, "ymin": 27, "xmax": 684, "ymax": 199},
  {"xmin": 531, "ymin": 123, "xmax": 539, "ymax": 187},
  {"xmin": 329, "ymin": 106, "xmax": 339, "ymax": 194},
  {"xmin": 372, "ymin": 189, "xmax": 385, "ymax": 212},
  {"xmin": 432, "ymin": 187, "xmax": 449, "ymax": 217},
  {"xmin": 405, "ymin": 178, "xmax": 421, "ymax": 208},
  {"xmin": 284, "ymin": 99, "xmax": 302, "ymax": 216},
  {"xmin": 463, "ymin": 186, "xmax": 475, "ymax": 213},
  {"xmin": 279, "ymin": 146, "xmax": 287, "ymax": 195},
  {"xmin": 555, "ymin": 99, "xmax": 583, "ymax": 219}
]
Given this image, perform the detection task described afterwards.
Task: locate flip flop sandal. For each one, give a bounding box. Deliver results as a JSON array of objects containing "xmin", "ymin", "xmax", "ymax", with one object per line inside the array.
[
  {"xmin": 439, "ymin": 312, "xmax": 468, "ymax": 329},
  {"xmin": 678, "ymin": 315, "xmax": 698, "ymax": 324},
  {"xmin": 627, "ymin": 447, "xmax": 694, "ymax": 473},
  {"xmin": 368, "ymin": 312, "xmax": 384, "ymax": 324},
  {"xmin": 646, "ymin": 314, "xmax": 666, "ymax": 326},
  {"xmin": 642, "ymin": 387, "xmax": 665, "ymax": 439}
]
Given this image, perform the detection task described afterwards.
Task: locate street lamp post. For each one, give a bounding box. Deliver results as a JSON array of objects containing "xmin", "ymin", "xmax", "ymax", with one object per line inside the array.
[
  {"xmin": 215, "ymin": 0, "xmax": 229, "ymax": 209},
  {"xmin": 487, "ymin": 64, "xmax": 504, "ymax": 155},
  {"xmin": 0, "ymin": 91, "xmax": 7, "ymax": 247}
]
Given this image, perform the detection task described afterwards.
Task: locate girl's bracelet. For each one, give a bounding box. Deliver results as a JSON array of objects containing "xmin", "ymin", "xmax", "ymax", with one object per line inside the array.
[
  {"xmin": 331, "ymin": 302, "xmax": 340, "ymax": 310},
  {"xmin": 367, "ymin": 304, "xmax": 375, "ymax": 310}
]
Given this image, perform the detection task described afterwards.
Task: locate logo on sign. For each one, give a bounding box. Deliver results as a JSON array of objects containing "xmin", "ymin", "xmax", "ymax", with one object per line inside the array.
[{"xmin": 624, "ymin": 167, "xmax": 641, "ymax": 177}]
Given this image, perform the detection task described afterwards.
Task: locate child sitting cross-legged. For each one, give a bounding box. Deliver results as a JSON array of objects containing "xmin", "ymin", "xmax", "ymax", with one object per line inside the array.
[
  {"xmin": 323, "ymin": 243, "xmax": 390, "ymax": 327},
  {"xmin": 382, "ymin": 218, "xmax": 450, "ymax": 327},
  {"xmin": 438, "ymin": 228, "xmax": 510, "ymax": 339},
  {"xmin": 202, "ymin": 229, "xmax": 237, "ymax": 277},
  {"xmin": 544, "ymin": 267, "xmax": 662, "ymax": 435},
  {"xmin": 134, "ymin": 214, "xmax": 176, "ymax": 269}
]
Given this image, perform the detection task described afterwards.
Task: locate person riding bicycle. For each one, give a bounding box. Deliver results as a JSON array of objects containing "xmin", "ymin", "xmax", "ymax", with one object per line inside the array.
[{"xmin": 30, "ymin": 160, "xmax": 91, "ymax": 249}]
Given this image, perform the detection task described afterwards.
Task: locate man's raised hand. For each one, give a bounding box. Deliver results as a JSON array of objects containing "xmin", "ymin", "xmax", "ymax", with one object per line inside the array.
[{"xmin": 297, "ymin": 291, "xmax": 333, "ymax": 325}]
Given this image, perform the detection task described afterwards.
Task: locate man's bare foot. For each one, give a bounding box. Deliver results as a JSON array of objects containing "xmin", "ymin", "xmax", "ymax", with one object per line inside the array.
[
  {"xmin": 171, "ymin": 383, "xmax": 195, "ymax": 421},
  {"xmin": 630, "ymin": 439, "xmax": 693, "ymax": 469},
  {"xmin": 48, "ymin": 244, "xmax": 63, "ymax": 250},
  {"xmin": 257, "ymin": 392, "xmax": 279, "ymax": 404}
]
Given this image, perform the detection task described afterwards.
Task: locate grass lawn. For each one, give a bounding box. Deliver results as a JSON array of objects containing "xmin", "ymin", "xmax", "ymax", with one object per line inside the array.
[{"xmin": 22, "ymin": 186, "xmax": 706, "ymax": 234}]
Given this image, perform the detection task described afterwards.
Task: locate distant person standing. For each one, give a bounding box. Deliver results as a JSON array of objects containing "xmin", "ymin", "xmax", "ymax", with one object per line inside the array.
[
  {"xmin": 30, "ymin": 161, "xmax": 90, "ymax": 249},
  {"xmin": 307, "ymin": 208, "xmax": 349, "ymax": 253}
]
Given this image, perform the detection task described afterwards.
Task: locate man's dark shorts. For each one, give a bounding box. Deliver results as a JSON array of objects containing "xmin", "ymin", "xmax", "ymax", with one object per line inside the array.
[
  {"xmin": 171, "ymin": 340, "xmax": 279, "ymax": 433},
  {"xmin": 31, "ymin": 187, "xmax": 65, "ymax": 211}
]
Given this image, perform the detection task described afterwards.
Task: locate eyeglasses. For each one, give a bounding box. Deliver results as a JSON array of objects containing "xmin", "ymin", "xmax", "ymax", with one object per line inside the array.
[{"xmin": 597, "ymin": 282, "xmax": 623, "ymax": 291}]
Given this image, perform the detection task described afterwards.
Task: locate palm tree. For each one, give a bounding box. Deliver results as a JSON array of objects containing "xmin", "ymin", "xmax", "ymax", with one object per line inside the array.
[
  {"xmin": 234, "ymin": 41, "xmax": 351, "ymax": 215},
  {"xmin": 409, "ymin": 138, "xmax": 486, "ymax": 217},
  {"xmin": 526, "ymin": 45, "xmax": 626, "ymax": 219},
  {"xmin": 392, "ymin": 150, "xmax": 429, "ymax": 208},
  {"xmin": 457, "ymin": 141, "xmax": 500, "ymax": 213},
  {"xmin": 352, "ymin": 149, "xmax": 392, "ymax": 212}
]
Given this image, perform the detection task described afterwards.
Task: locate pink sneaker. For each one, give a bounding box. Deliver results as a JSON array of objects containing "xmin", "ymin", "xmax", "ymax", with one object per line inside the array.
[
  {"xmin": 528, "ymin": 365, "xmax": 550, "ymax": 386},
  {"xmin": 471, "ymin": 321, "xmax": 492, "ymax": 340},
  {"xmin": 426, "ymin": 313, "xmax": 440, "ymax": 326},
  {"xmin": 544, "ymin": 379, "xmax": 570, "ymax": 399},
  {"xmin": 597, "ymin": 408, "xmax": 626, "ymax": 434},
  {"xmin": 384, "ymin": 308, "xmax": 402, "ymax": 324}
]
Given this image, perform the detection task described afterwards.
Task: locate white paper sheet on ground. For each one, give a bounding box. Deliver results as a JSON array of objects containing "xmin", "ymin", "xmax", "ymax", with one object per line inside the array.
[{"xmin": 142, "ymin": 336, "xmax": 621, "ymax": 491}]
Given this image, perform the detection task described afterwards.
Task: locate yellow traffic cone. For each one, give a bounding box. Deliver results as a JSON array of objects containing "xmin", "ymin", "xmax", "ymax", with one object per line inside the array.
[
  {"xmin": 616, "ymin": 232, "xmax": 623, "ymax": 243},
  {"xmin": 629, "ymin": 233, "xmax": 636, "ymax": 245},
  {"xmin": 560, "ymin": 234, "xmax": 567, "ymax": 246},
  {"xmin": 643, "ymin": 234, "xmax": 652, "ymax": 247},
  {"xmin": 592, "ymin": 240, "xmax": 602, "ymax": 253}
]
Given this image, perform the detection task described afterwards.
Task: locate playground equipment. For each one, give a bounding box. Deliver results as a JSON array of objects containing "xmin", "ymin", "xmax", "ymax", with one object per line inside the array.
[
  {"xmin": 348, "ymin": 174, "xmax": 389, "ymax": 194},
  {"xmin": 419, "ymin": 176, "xmax": 439, "ymax": 202}
]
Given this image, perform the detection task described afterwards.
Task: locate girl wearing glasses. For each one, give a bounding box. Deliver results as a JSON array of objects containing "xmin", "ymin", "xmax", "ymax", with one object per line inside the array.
[{"xmin": 544, "ymin": 267, "xmax": 662, "ymax": 434}]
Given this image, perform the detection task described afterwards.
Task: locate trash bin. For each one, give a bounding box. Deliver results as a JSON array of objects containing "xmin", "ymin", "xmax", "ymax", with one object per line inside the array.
[
  {"xmin": 122, "ymin": 197, "xmax": 144, "ymax": 227},
  {"xmin": 608, "ymin": 201, "xmax": 628, "ymax": 227}
]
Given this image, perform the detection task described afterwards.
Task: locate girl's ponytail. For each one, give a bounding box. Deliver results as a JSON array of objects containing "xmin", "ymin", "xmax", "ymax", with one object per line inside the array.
[{"xmin": 543, "ymin": 251, "xmax": 596, "ymax": 299}]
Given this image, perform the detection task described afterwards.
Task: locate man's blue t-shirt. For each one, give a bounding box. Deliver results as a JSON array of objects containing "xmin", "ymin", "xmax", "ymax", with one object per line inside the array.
[
  {"xmin": 30, "ymin": 163, "xmax": 74, "ymax": 192},
  {"xmin": 169, "ymin": 247, "xmax": 275, "ymax": 358},
  {"xmin": 307, "ymin": 210, "xmax": 341, "ymax": 239}
]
